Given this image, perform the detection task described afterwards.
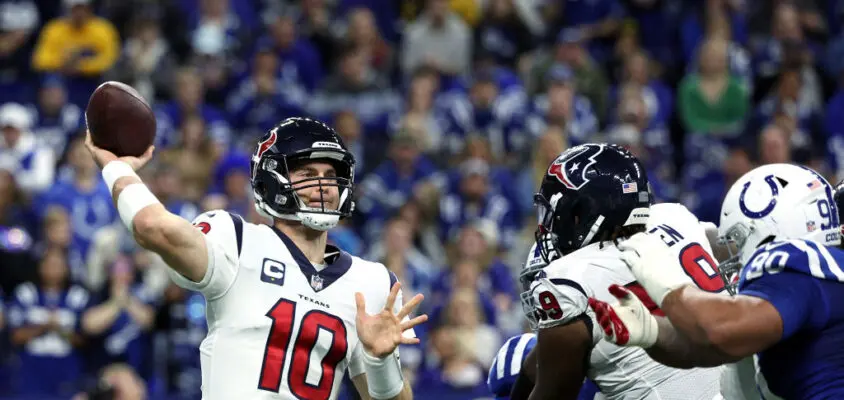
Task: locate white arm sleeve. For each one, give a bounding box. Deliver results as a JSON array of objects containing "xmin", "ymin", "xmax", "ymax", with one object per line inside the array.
[{"xmin": 167, "ymin": 210, "xmax": 242, "ymax": 301}]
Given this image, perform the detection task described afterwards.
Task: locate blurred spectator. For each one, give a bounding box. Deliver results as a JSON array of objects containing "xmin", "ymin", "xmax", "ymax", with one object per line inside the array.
[
  {"xmin": 0, "ymin": 0, "xmax": 39, "ymax": 105},
  {"xmin": 357, "ymin": 128, "xmax": 440, "ymax": 241},
  {"xmin": 401, "ymin": 0, "xmax": 472, "ymax": 80},
  {"xmin": 438, "ymin": 158, "xmax": 518, "ymax": 249},
  {"xmin": 549, "ymin": 0, "xmax": 624, "ymax": 64},
  {"xmin": 758, "ymin": 124, "xmax": 793, "ymax": 165},
  {"xmin": 0, "ymin": 102, "xmax": 56, "ymax": 195},
  {"xmin": 310, "ymin": 43, "xmax": 399, "ymax": 136},
  {"xmin": 35, "ymin": 136, "xmax": 116, "ymax": 281},
  {"xmin": 0, "ymin": 169, "xmax": 35, "ymax": 294},
  {"xmin": 154, "ymin": 283, "xmax": 206, "ymax": 399},
  {"xmin": 441, "ymin": 69, "xmax": 527, "ymax": 165},
  {"xmin": 365, "ymin": 216, "xmax": 436, "ymax": 301},
  {"xmin": 343, "ymin": 7, "xmax": 395, "ymax": 81},
  {"xmin": 434, "ymin": 220, "xmax": 517, "ymax": 317},
  {"xmin": 528, "ymin": 29, "xmax": 610, "ymax": 123},
  {"xmin": 159, "ymin": 115, "xmax": 220, "ymax": 203},
  {"xmin": 333, "ymin": 110, "xmax": 365, "ymax": 175},
  {"xmin": 609, "ymin": 84, "xmax": 675, "ymax": 199},
  {"xmin": 82, "ymin": 256, "xmax": 156, "ymax": 381},
  {"xmin": 474, "ymin": 0, "xmax": 534, "ymax": 70},
  {"xmin": 35, "ymin": 206, "xmax": 81, "ymax": 276},
  {"xmin": 28, "ymin": 74, "xmax": 83, "ymax": 153},
  {"xmin": 526, "ymin": 64, "xmax": 599, "ymax": 146},
  {"xmin": 108, "ymin": 15, "xmax": 175, "ymax": 103},
  {"xmin": 258, "ymin": 14, "xmax": 323, "ymax": 93},
  {"xmin": 615, "ymin": 50, "xmax": 673, "ymax": 127},
  {"xmin": 154, "ymin": 67, "xmax": 232, "ymax": 149},
  {"xmin": 73, "ymin": 362, "xmax": 147, "ymax": 400},
  {"xmin": 393, "ymin": 67, "xmax": 445, "ymax": 156},
  {"xmin": 751, "ymin": 67, "xmax": 825, "ymax": 165},
  {"xmin": 678, "ymin": 37, "xmax": 749, "ymax": 137},
  {"xmin": 31, "ymin": 0, "xmax": 120, "ymax": 107},
  {"xmin": 228, "ymin": 48, "xmax": 306, "ymax": 145},
  {"xmin": 204, "ymin": 151, "xmax": 252, "ymax": 216},
  {"xmin": 8, "ymin": 247, "xmax": 89, "ymax": 398}
]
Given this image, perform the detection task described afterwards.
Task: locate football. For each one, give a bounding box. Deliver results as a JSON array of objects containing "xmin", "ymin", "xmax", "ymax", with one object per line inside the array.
[{"xmin": 85, "ymin": 81, "xmax": 156, "ymax": 157}]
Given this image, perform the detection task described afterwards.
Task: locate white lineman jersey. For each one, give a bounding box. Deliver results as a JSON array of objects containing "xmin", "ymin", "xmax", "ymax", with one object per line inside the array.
[
  {"xmin": 170, "ymin": 210, "xmax": 413, "ymax": 400},
  {"xmin": 524, "ymin": 203, "xmax": 724, "ymax": 399}
]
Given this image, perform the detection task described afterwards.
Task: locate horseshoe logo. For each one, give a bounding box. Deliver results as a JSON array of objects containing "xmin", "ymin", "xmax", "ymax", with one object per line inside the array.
[{"xmin": 739, "ymin": 175, "xmax": 779, "ymax": 218}]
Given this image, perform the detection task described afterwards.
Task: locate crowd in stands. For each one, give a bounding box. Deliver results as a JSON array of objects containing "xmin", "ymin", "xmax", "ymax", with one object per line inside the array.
[{"xmin": 1, "ymin": 0, "xmax": 844, "ymax": 398}]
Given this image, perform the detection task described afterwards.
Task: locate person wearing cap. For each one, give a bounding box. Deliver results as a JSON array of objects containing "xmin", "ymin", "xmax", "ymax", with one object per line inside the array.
[
  {"xmin": 438, "ymin": 157, "xmax": 518, "ymax": 250},
  {"xmin": 0, "ymin": 102, "xmax": 55, "ymax": 194},
  {"xmin": 31, "ymin": 0, "xmax": 119, "ymax": 77}
]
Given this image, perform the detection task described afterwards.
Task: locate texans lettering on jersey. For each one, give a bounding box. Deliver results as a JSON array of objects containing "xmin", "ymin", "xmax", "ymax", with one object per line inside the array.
[
  {"xmin": 169, "ymin": 210, "xmax": 415, "ymax": 400},
  {"xmin": 523, "ymin": 203, "xmax": 721, "ymax": 399},
  {"xmin": 736, "ymin": 239, "xmax": 844, "ymax": 399}
]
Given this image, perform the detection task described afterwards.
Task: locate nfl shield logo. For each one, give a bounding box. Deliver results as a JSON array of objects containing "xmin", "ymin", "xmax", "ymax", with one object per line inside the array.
[
  {"xmin": 310, "ymin": 274, "xmax": 324, "ymax": 291},
  {"xmin": 807, "ymin": 221, "xmax": 817, "ymax": 232}
]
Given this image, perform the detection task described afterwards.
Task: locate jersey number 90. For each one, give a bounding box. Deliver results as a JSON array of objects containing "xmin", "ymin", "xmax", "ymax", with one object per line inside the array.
[{"xmin": 258, "ymin": 298, "xmax": 348, "ymax": 399}]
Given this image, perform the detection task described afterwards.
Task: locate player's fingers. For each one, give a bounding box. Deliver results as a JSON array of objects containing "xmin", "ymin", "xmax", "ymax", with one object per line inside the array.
[
  {"xmin": 355, "ymin": 292, "xmax": 366, "ymax": 316},
  {"xmin": 400, "ymin": 336, "xmax": 421, "ymax": 345},
  {"xmin": 397, "ymin": 293, "xmax": 424, "ymax": 319},
  {"xmin": 384, "ymin": 282, "xmax": 400, "ymax": 311},
  {"xmin": 400, "ymin": 314, "xmax": 428, "ymax": 331},
  {"xmin": 140, "ymin": 145, "xmax": 154, "ymax": 161}
]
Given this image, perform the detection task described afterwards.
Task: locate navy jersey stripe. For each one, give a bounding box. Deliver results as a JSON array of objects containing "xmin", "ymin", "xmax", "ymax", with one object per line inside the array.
[{"xmin": 229, "ymin": 212, "xmax": 244, "ymax": 256}]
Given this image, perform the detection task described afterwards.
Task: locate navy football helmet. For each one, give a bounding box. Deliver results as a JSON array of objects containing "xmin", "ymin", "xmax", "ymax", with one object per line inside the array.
[
  {"xmin": 534, "ymin": 143, "xmax": 652, "ymax": 263},
  {"xmin": 251, "ymin": 117, "xmax": 355, "ymax": 231}
]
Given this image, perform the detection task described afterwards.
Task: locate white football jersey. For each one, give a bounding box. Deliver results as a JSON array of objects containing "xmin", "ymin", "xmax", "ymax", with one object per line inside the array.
[
  {"xmin": 169, "ymin": 210, "xmax": 413, "ymax": 400},
  {"xmin": 525, "ymin": 203, "xmax": 723, "ymax": 400}
]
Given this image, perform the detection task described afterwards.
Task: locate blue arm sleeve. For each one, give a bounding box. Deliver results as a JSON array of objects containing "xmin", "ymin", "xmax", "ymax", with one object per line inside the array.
[{"xmin": 740, "ymin": 271, "xmax": 822, "ymax": 340}]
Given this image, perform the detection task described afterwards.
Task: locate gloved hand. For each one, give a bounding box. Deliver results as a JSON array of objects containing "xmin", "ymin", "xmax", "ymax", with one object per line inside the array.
[
  {"xmin": 588, "ymin": 284, "xmax": 659, "ymax": 348},
  {"xmin": 618, "ymin": 233, "xmax": 693, "ymax": 307}
]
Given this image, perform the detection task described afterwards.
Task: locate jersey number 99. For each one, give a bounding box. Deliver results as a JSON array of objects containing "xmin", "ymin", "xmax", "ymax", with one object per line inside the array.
[{"xmin": 258, "ymin": 298, "xmax": 348, "ymax": 399}]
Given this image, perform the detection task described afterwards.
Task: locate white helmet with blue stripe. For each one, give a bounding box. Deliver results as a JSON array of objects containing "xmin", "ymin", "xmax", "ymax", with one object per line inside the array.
[
  {"xmin": 718, "ymin": 163, "xmax": 841, "ymax": 293},
  {"xmin": 487, "ymin": 333, "xmax": 536, "ymax": 399}
]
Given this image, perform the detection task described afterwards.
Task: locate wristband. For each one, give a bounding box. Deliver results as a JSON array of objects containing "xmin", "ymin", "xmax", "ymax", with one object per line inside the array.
[
  {"xmin": 363, "ymin": 349, "xmax": 404, "ymax": 399},
  {"xmin": 117, "ymin": 184, "xmax": 160, "ymax": 231},
  {"xmin": 102, "ymin": 161, "xmax": 138, "ymax": 194}
]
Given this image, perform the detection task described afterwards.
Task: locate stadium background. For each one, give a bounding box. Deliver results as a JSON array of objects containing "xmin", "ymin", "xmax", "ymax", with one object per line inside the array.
[{"xmin": 0, "ymin": 0, "xmax": 843, "ymax": 398}]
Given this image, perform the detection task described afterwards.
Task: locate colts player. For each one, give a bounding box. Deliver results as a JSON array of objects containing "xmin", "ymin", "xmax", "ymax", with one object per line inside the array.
[
  {"xmin": 592, "ymin": 164, "xmax": 844, "ymax": 399},
  {"xmin": 85, "ymin": 117, "xmax": 428, "ymax": 400}
]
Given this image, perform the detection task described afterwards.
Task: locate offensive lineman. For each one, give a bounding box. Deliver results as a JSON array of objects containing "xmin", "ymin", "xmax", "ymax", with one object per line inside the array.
[
  {"xmin": 519, "ymin": 143, "xmax": 721, "ymax": 399},
  {"xmin": 85, "ymin": 117, "xmax": 427, "ymax": 399},
  {"xmin": 591, "ymin": 164, "xmax": 844, "ymax": 398}
]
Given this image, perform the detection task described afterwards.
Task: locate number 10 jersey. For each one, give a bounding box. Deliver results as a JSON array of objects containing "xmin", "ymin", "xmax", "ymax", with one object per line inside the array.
[{"xmin": 170, "ymin": 210, "xmax": 412, "ymax": 400}]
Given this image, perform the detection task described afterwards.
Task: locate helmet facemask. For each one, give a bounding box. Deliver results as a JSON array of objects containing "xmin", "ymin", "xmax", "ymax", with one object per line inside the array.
[
  {"xmin": 716, "ymin": 222, "xmax": 754, "ymax": 295},
  {"xmin": 252, "ymin": 149, "xmax": 355, "ymax": 231}
]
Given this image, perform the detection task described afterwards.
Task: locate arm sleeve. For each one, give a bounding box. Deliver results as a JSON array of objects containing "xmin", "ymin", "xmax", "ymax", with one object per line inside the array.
[
  {"xmin": 167, "ymin": 210, "xmax": 243, "ymax": 301},
  {"xmin": 739, "ymin": 271, "xmax": 820, "ymax": 340}
]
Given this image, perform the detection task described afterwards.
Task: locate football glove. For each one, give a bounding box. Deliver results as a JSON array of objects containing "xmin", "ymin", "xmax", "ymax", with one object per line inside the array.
[
  {"xmin": 588, "ymin": 284, "xmax": 659, "ymax": 348},
  {"xmin": 618, "ymin": 233, "xmax": 693, "ymax": 308}
]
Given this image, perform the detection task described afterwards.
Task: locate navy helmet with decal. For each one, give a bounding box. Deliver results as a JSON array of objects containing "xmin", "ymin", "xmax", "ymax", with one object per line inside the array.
[
  {"xmin": 251, "ymin": 117, "xmax": 356, "ymax": 231},
  {"xmin": 534, "ymin": 143, "xmax": 652, "ymax": 263},
  {"xmin": 717, "ymin": 164, "xmax": 840, "ymax": 294}
]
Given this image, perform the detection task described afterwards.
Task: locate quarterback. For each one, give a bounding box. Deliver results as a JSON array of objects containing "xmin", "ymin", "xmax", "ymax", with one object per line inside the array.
[
  {"xmin": 85, "ymin": 117, "xmax": 427, "ymax": 399},
  {"xmin": 591, "ymin": 164, "xmax": 844, "ymax": 399}
]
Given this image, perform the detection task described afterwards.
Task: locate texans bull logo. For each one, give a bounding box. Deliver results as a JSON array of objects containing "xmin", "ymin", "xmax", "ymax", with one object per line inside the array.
[{"xmin": 547, "ymin": 144, "xmax": 604, "ymax": 190}]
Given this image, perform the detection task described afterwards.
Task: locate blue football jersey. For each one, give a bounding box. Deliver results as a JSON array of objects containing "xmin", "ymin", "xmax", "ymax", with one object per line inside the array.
[
  {"xmin": 487, "ymin": 333, "xmax": 600, "ymax": 400},
  {"xmin": 737, "ymin": 239, "xmax": 844, "ymax": 399}
]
